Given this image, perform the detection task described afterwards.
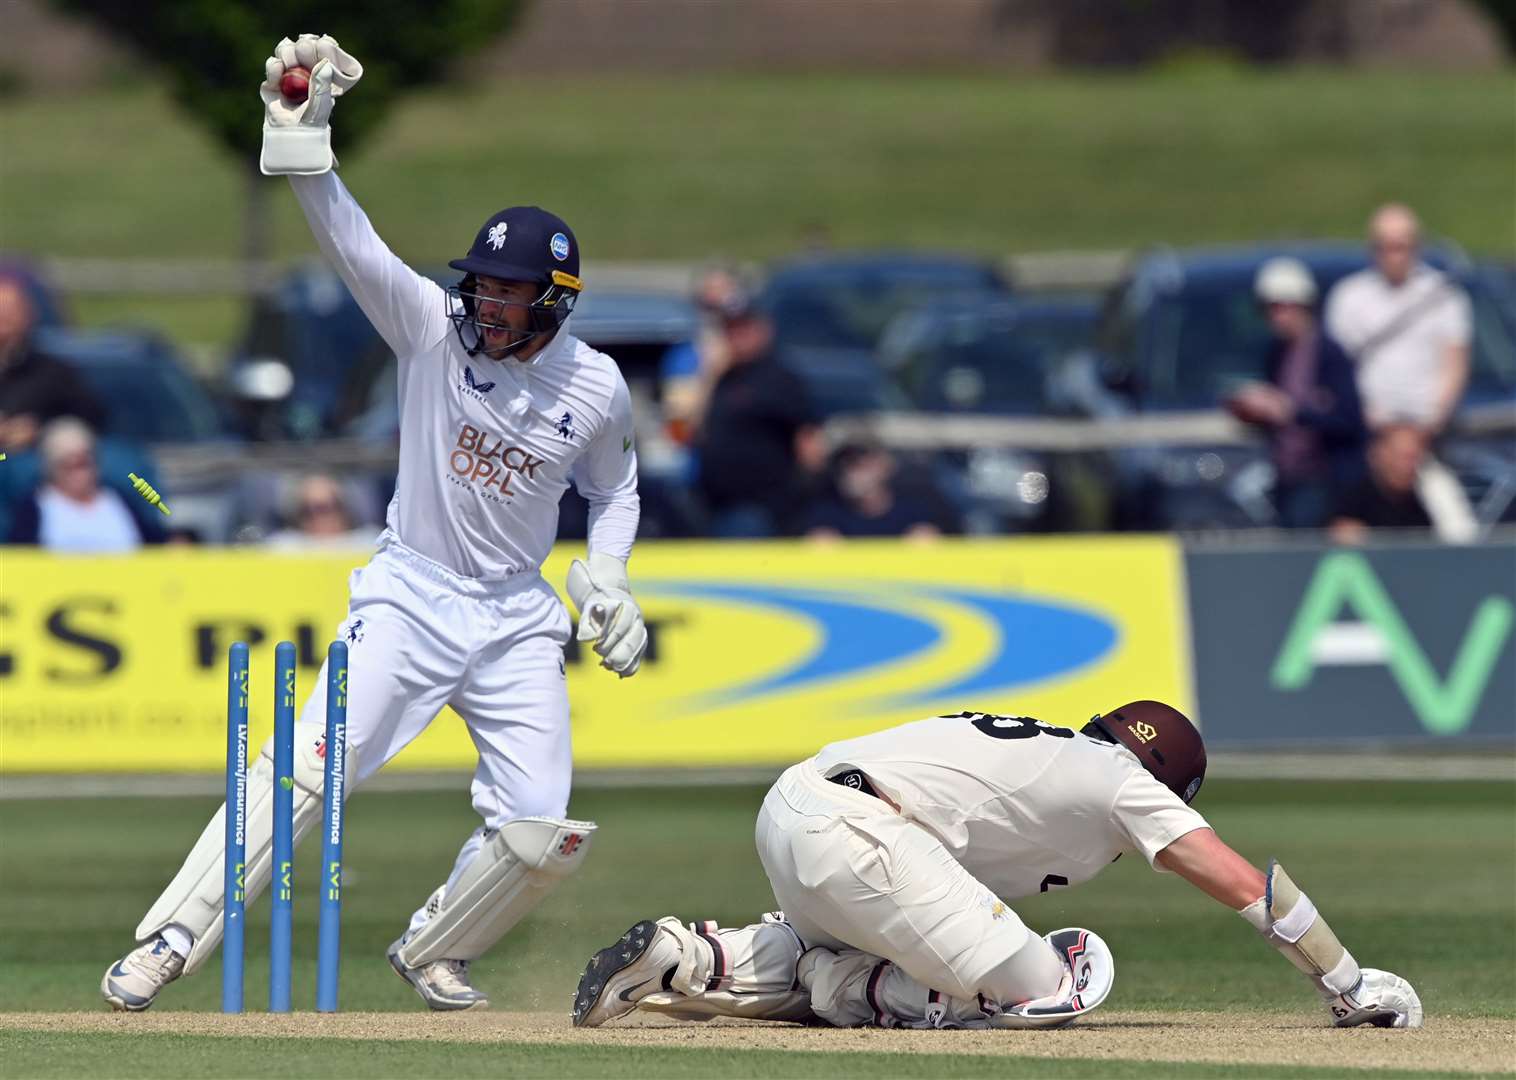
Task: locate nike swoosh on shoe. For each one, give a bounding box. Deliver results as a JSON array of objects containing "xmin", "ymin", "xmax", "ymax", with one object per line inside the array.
[{"xmin": 617, "ymin": 977, "xmax": 654, "ymax": 1003}]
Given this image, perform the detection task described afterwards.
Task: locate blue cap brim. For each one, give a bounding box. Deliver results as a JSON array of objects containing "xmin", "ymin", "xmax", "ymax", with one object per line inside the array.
[{"xmin": 448, "ymin": 257, "xmax": 551, "ymax": 284}]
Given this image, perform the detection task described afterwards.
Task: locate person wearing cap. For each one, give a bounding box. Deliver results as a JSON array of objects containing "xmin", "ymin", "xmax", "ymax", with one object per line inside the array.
[
  {"xmin": 104, "ymin": 34, "xmax": 643, "ymax": 1014},
  {"xmin": 1226, "ymin": 257, "xmax": 1366, "ymax": 529},
  {"xmin": 572, "ymin": 702, "xmax": 1421, "ymax": 1032},
  {"xmin": 1325, "ymin": 204, "xmax": 1472, "ymax": 436}
]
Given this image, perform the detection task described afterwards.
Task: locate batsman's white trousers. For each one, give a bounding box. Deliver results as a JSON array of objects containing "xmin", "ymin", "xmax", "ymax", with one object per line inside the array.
[
  {"xmin": 755, "ymin": 760, "xmax": 1061, "ymax": 1005},
  {"xmin": 304, "ymin": 541, "xmax": 574, "ymax": 932}
]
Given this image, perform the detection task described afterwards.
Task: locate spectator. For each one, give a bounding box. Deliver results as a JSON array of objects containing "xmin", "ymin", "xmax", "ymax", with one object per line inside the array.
[
  {"xmin": 805, "ymin": 442, "xmax": 959, "ymax": 541},
  {"xmin": 1329, "ymin": 423, "xmax": 1434, "ymax": 543},
  {"xmin": 1325, "ymin": 204, "xmax": 1471, "ymax": 435},
  {"xmin": 6, "ymin": 418, "xmax": 148, "ymax": 551},
  {"xmin": 0, "ymin": 273, "xmax": 106, "ymax": 452},
  {"xmin": 694, "ymin": 291, "xmax": 826, "ymax": 536},
  {"xmin": 660, "ymin": 265, "xmax": 744, "ymax": 445},
  {"xmin": 265, "ymin": 474, "xmax": 381, "ymax": 550},
  {"xmin": 1226, "ymin": 258, "xmax": 1366, "ymax": 529}
]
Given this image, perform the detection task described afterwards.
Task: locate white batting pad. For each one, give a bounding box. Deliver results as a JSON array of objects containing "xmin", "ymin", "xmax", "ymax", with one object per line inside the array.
[
  {"xmin": 136, "ymin": 720, "xmax": 330, "ymax": 975},
  {"xmin": 397, "ymin": 816, "xmax": 595, "ymax": 966}
]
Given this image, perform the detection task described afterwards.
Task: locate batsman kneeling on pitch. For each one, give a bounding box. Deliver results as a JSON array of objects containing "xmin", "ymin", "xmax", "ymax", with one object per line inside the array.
[{"xmin": 573, "ymin": 702, "xmax": 1422, "ymax": 1031}]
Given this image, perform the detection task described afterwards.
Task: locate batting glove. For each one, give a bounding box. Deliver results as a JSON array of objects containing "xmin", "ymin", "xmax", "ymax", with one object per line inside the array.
[
  {"xmin": 1326, "ymin": 968, "xmax": 1423, "ymax": 1029},
  {"xmin": 566, "ymin": 553, "xmax": 647, "ymax": 678},
  {"xmin": 260, "ymin": 33, "xmax": 363, "ymax": 176}
]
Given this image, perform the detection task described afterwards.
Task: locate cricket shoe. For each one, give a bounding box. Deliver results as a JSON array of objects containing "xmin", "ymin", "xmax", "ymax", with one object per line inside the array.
[
  {"xmin": 101, "ymin": 937, "xmax": 185, "ymax": 1012},
  {"xmin": 572, "ymin": 917, "xmax": 711, "ymax": 1028},
  {"xmin": 387, "ymin": 941, "xmax": 489, "ymax": 1011},
  {"xmin": 990, "ymin": 927, "xmax": 1115, "ymax": 1029}
]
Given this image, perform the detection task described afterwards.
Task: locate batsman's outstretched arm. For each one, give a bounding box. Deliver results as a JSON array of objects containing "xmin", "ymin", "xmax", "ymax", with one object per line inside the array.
[
  {"xmin": 1157, "ymin": 829, "xmax": 1423, "ymax": 1028},
  {"xmin": 1155, "ymin": 827, "xmax": 1265, "ymax": 908},
  {"xmin": 261, "ymin": 33, "xmax": 447, "ymax": 358}
]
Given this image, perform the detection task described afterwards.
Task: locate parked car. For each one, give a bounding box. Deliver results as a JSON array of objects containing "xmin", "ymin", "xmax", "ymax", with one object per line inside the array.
[
  {"xmin": 231, "ymin": 264, "xmax": 421, "ymax": 440},
  {"xmin": 33, "ymin": 327, "xmax": 231, "ymax": 445},
  {"xmin": 1058, "ymin": 245, "xmax": 1516, "ymax": 530},
  {"xmin": 873, "ymin": 293, "xmax": 1102, "ymax": 532},
  {"xmin": 0, "ymin": 327, "xmax": 233, "ymax": 541},
  {"xmin": 760, "ymin": 253, "xmax": 1010, "ymax": 416}
]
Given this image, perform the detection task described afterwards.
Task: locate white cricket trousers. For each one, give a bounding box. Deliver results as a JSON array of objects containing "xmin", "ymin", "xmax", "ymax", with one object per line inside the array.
[
  {"xmin": 645, "ymin": 760, "xmax": 1064, "ymax": 1028},
  {"xmin": 147, "ymin": 538, "xmax": 574, "ymax": 957},
  {"xmin": 753, "ymin": 759, "xmax": 1063, "ymax": 1024},
  {"xmin": 301, "ymin": 541, "xmax": 574, "ymax": 933}
]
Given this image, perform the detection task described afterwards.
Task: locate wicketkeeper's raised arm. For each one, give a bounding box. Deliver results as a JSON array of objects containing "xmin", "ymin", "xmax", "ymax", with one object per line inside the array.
[
  {"xmin": 1157, "ymin": 828, "xmax": 1422, "ymax": 1028},
  {"xmin": 260, "ymin": 34, "xmax": 446, "ymax": 358}
]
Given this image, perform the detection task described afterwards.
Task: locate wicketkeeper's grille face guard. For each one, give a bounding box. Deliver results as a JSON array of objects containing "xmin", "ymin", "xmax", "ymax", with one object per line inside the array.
[{"xmin": 448, "ymin": 271, "xmax": 582, "ymax": 360}]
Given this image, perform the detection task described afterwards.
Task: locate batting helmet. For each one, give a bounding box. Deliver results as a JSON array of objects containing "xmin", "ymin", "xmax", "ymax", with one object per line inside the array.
[
  {"xmin": 1084, "ymin": 700, "xmax": 1207, "ymax": 804},
  {"xmin": 447, "ymin": 206, "xmax": 582, "ymax": 358}
]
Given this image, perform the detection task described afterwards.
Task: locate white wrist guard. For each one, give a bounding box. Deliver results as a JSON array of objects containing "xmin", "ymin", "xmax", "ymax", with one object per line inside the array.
[
  {"xmin": 1240, "ymin": 860, "xmax": 1361, "ymax": 999},
  {"xmin": 261, "ymin": 125, "xmax": 334, "ymax": 176}
]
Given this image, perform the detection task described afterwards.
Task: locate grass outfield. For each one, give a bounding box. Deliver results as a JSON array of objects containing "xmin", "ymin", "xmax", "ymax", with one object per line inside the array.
[
  {"xmin": 2, "ymin": 69, "xmax": 1510, "ymax": 351},
  {"xmin": 0, "ymin": 778, "xmax": 1511, "ymax": 1077}
]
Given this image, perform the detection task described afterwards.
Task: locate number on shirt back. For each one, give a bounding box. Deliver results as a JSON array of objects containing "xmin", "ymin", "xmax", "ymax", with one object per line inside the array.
[{"xmin": 949, "ymin": 711, "xmax": 1075, "ymax": 741}]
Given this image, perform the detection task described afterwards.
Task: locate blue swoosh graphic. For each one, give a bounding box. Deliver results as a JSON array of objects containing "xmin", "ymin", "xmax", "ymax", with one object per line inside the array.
[
  {"xmin": 883, "ymin": 588, "xmax": 1117, "ymax": 707},
  {"xmin": 643, "ymin": 583, "xmax": 940, "ymax": 709}
]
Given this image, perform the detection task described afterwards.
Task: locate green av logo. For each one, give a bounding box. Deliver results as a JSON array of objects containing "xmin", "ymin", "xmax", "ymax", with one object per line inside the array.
[{"xmin": 1271, "ymin": 552, "xmax": 1513, "ymax": 735}]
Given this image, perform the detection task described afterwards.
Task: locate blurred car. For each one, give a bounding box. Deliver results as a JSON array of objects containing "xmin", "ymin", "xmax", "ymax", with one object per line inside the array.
[
  {"xmin": 873, "ymin": 293, "xmax": 1101, "ymax": 532},
  {"xmin": 33, "ymin": 327, "xmax": 230, "ymax": 445},
  {"xmin": 0, "ymin": 327, "xmax": 234, "ymax": 541},
  {"xmin": 760, "ymin": 252, "xmax": 1011, "ymax": 416},
  {"xmin": 231, "ymin": 264, "xmax": 410, "ymax": 440},
  {"xmin": 1058, "ymin": 245, "xmax": 1516, "ymax": 531}
]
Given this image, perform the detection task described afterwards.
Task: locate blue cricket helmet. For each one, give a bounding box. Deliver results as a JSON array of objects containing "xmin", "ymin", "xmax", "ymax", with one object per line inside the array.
[{"xmin": 448, "ymin": 206, "xmax": 583, "ymax": 358}]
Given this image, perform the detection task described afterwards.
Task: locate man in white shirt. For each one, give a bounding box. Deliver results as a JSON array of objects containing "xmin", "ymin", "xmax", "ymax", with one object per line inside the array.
[
  {"xmin": 1325, "ymin": 204, "xmax": 1472, "ymax": 435},
  {"xmin": 103, "ymin": 34, "xmax": 645, "ymax": 1013},
  {"xmin": 573, "ymin": 702, "xmax": 1421, "ymax": 1032}
]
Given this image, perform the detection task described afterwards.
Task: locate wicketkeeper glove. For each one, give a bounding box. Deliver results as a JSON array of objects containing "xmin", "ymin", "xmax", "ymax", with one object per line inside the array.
[
  {"xmin": 566, "ymin": 553, "xmax": 647, "ymax": 678},
  {"xmin": 260, "ymin": 33, "xmax": 363, "ymax": 176}
]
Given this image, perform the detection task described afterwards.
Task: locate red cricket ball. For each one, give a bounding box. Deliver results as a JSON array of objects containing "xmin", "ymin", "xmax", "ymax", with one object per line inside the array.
[{"xmin": 280, "ymin": 66, "xmax": 311, "ymax": 104}]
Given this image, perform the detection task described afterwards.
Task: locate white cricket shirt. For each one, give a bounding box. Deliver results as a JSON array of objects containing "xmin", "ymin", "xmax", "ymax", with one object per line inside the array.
[
  {"xmin": 811, "ymin": 711, "xmax": 1209, "ymax": 901},
  {"xmin": 290, "ymin": 173, "xmax": 639, "ymax": 581}
]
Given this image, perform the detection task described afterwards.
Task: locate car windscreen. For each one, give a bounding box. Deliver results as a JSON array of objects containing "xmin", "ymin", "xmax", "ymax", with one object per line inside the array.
[
  {"xmin": 766, "ymin": 266, "xmax": 1002, "ymax": 351},
  {"xmin": 1140, "ymin": 286, "xmax": 1277, "ymax": 409},
  {"xmin": 898, "ymin": 322, "xmax": 1048, "ymax": 414},
  {"xmin": 77, "ymin": 358, "xmax": 224, "ymax": 442},
  {"xmin": 1469, "ymin": 281, "xmax": 1516, "ymax": 402}
]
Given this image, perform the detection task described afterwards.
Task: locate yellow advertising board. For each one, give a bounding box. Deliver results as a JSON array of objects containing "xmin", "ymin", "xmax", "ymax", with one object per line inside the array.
[{"xmin": 0, "ymin": 538, "xmax": 1191, "ymax": 772}]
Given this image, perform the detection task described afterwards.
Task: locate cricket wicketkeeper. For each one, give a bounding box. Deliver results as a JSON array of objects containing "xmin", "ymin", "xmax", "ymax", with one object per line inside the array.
[
  {"xmin": 573, "ymin": 702, "xmax": 1423, "ymax": 1030},
  {"xmin": 104, "ymin": 33, "xmax": 645, "ymax": 1012}
]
